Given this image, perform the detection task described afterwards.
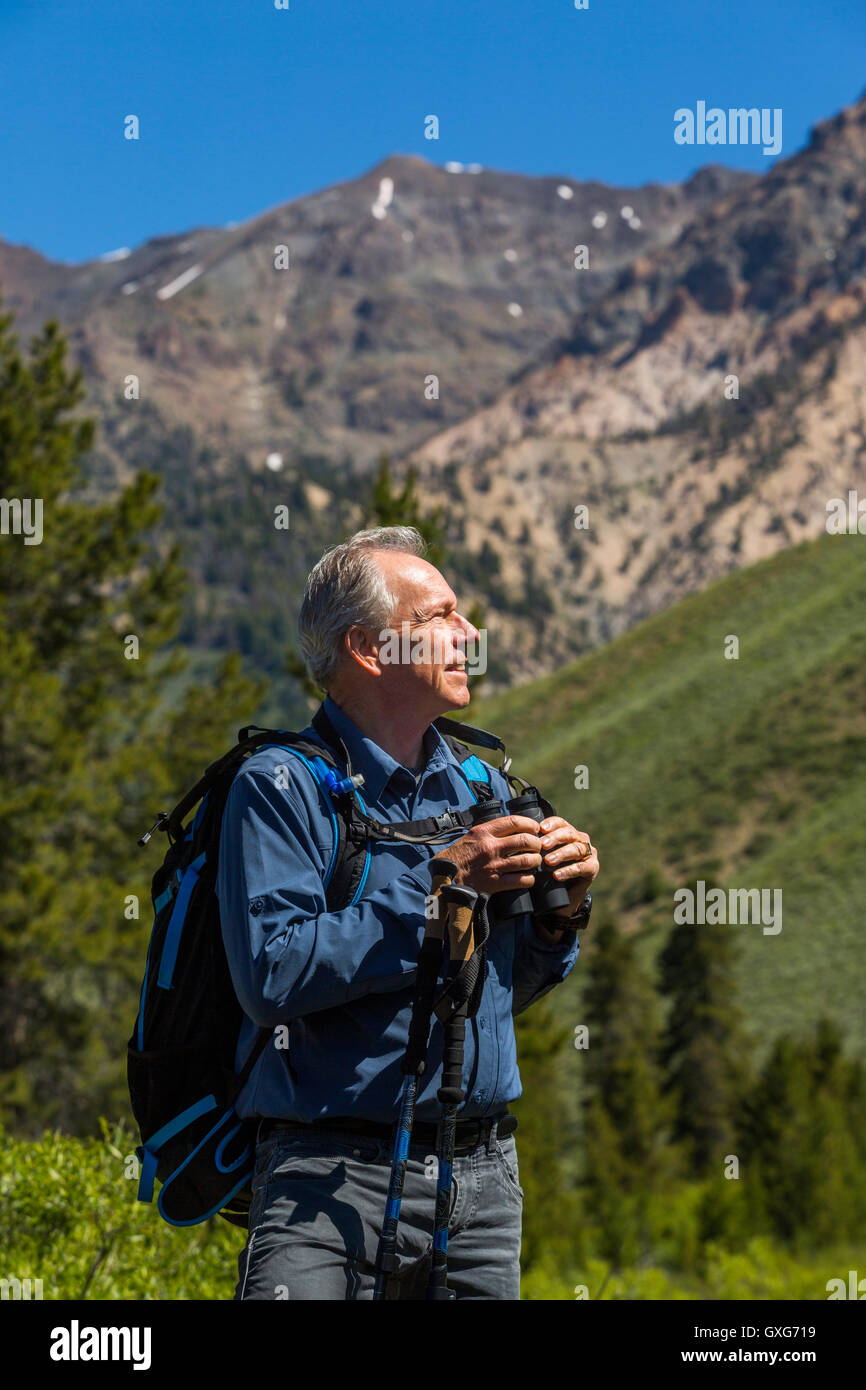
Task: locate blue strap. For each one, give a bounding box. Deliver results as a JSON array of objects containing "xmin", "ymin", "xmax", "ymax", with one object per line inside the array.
[
  {"xmin": 138, "ymin": 1147, "xmax": 160, "ymax": 1204},
  {"xmin": 458, "ymin": 755, "xmax": 490, "ymax": 786},
  {"xmin": 153, "ymin": 885, "xmax": 174, "ymax": 915},
  {"xmin": 136, "ymin": 1093, "xmax": 218, "ymax": 1203},
  {"xmin": 157, "ymin": 851, "xmax": 206, "ymax": 988},
  {"xmin": 268, "ymin": 746, "xmax": 340, "ymax": 886}
]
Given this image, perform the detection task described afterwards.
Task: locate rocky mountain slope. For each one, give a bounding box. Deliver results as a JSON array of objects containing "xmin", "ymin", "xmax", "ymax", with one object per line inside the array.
[
  {"xmin": 0, "ymin": 154, "xmax": 748, "ymax": 478},
  {"xmin": 4, "ymin": 98, "xmax": 866, "ymax": 697},
  {"xmin": 407, "ymin": 96, "xmax": 866, "ymax": 681}
]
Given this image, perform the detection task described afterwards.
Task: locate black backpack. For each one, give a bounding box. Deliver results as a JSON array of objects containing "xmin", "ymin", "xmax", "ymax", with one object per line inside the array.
[{"xmin": 128, "ymin": 707, "xmax": 503, "ymax": 1228}]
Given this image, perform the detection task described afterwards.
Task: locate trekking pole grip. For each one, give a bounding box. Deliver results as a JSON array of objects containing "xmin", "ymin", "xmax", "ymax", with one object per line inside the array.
[{"xmin": 439, "ymin": 1005, "xmax": 468, "ymax": 1103}]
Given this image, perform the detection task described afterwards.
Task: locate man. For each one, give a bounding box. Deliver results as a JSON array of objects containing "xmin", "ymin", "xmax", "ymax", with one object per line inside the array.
[{"xmin": 217, "ymin": 525, "xmax": 599, "ymax": 1299}]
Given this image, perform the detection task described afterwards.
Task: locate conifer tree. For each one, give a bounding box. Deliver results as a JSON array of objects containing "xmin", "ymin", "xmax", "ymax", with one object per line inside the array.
[
  {"xmin": 657, "ymin": 887, "xmax": 753, "ymax": 1176},
  {"xmin": 578, "ymin": 918, "xmax": 678, "ymax": 1263},
  {"xmin": 737, "ymin": 1019, "xmax": 866, "ymax": 1245},
  {"xmin": 0, "ymin": 300, "xmax": 263, "ymax": 1133}
]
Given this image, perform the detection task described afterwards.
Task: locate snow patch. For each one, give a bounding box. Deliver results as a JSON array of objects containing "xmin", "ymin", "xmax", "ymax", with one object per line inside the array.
[
  {"xmin": 372, "ymin": 177, "xmax": 394, "ymax": 219},
  {"xmin": 445, "ymin": 161, "xmax": 464, "ymax": 173},
  {"xmin": 503, "ymin": 249, "xmax": 518, "ymax": 262},
  {"xmin": 265, "ymin": 453, "xmax": 283, "ymax": 471},
  {"xmin": 156, "ymin": 264, "xmax": 204, "ymax": 300},
  {"xmin": 507, "ymin": 302, "xmax": 523, "ymax": 317},
  {"xmin": 99, "ymin": 247, "xmax": 131, "ymax": 262},
  {"xmin": 556, "ymin": 185, "xmax": 574, "ymax": 200},
  {"xmin": 591, "ymin": 211, "xmax": 608, "ymax": 229}
]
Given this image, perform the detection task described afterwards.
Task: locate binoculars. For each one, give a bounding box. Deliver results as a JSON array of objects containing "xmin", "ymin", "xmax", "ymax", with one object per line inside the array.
[{"xmin": 466, "ymin": 790, "xmax": 571, "ymax": 918}]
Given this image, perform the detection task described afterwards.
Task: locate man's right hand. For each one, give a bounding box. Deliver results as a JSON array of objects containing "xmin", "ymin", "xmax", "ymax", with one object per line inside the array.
[{"xmin": 446, "ymin": 815, "xmax": 543, "ymax": 898}]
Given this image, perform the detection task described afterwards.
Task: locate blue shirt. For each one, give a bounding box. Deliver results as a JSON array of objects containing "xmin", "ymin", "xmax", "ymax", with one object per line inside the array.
[{"xmin": 216, "ymin": 695, "xmax": 579, "ymax": 1123}]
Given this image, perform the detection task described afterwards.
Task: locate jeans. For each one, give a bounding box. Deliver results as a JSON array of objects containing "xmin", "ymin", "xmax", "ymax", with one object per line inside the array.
[{"xmin": 234, "ymin": 1119, "xmax": 524, "ymax": 1300}]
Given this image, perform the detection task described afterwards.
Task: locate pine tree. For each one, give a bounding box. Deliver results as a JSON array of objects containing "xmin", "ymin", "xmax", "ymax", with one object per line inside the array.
[
  {"xmin": 737, "ymin": 1019, "xmax": 866, "ymax": 1246},
  {"xmin": 512, "ymin": 998, "xmax": 582, "ymax": 1271},
  {"xmin": 657, "ymin": 887, "xmax": 754, "ymax": 1176},
  {"xmin": 584, "ymin": 920, "xmax": 677, "ymax": 1182},
  {"xmin": 0, "ymin": 300, "xmax": 263, "ymax": 1133},
  {"xmin": 362, "ymin": 454, "xmax": 446, "ymax": 567},
  {"xmin": 578, "ymin": 918, "xmax": 679, "ymax": 1263}
]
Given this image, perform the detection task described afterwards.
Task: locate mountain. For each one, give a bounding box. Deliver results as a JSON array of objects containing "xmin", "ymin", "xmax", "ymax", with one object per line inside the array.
[
  {"xmin": 5, "ymin": 100, "xmax": 866, "ymax": 698},
  {"xmin": 0, "ymin": 151, "xmax": 753, "ymax": 705},
  {"xmin": 0, "ymin": 154, "xmax": 749, "ymax": 475},
  {"xmin": 407, "ymin": 95, "xmax": 866, "ymax": 681}
]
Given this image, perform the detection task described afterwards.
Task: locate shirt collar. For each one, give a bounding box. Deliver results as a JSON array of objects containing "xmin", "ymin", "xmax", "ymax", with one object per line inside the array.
[{"xmin": 319, "ymin": 694, "xmax": 456, "ymax": 804}]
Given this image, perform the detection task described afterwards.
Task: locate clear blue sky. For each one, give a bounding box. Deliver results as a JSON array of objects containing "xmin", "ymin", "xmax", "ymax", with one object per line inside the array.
[{"xmin": 2, "ymin": 0, "xmax": 864, "ymax": 264}]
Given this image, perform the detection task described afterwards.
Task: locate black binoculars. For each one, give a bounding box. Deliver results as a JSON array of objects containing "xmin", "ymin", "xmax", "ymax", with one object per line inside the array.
[{"xmin": 466, "ymin": 790, "xmax": 571, "ymax": 918}]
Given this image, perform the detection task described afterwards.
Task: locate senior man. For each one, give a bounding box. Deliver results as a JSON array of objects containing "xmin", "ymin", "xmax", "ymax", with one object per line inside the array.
[{"xmin": 217, "ymin": 526, "xmax": 599, "ymax": 1300}]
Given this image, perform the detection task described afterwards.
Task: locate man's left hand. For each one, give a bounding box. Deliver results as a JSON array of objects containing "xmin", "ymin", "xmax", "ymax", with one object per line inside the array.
[{"xmin": 537, "ymin": 816, "xmax": 599, "ymax": 917}]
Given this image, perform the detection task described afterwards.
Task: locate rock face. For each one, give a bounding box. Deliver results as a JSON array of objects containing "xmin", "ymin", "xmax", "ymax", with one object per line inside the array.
[
  {"xmin": 0, "ymin": 153, "xmax": 751, "ymax": 478},
  {"xmin": 2, "ymin": 99, "xmax": 865, "ymax": 692},
  {"xmin": 404, "ymin": 95, "xmax": 866, "ymax": 682}
]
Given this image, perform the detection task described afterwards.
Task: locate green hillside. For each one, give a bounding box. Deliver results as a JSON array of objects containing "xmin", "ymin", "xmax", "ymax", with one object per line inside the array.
[{"xmin": 467, "ymin": 533, "xmax": 866, "ymax": 1067}]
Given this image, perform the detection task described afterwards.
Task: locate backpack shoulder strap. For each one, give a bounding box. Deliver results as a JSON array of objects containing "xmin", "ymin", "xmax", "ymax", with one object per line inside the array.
[
  {"xmin": 440, "ymin": 735, "xmax": 497, "ymax": 803},
  {"xmin": 242, "ymin": 727, "xmax": 368, "ymax": 914}
]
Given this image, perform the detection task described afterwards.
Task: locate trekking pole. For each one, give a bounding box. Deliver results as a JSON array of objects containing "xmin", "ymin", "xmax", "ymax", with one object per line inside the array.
[
  {"xmin": 373, "ymin": 856, "xmax": 457, "ymax": 1301},
  {"xmin": 427, "ymin": 881, "xmax": 482, "ymax": 1300}
]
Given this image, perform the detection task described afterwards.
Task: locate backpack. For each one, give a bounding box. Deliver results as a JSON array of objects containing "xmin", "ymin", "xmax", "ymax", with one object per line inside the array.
[{"xmin": 128, "ymin": 706, "xmax": 503, "ymax": 1228}]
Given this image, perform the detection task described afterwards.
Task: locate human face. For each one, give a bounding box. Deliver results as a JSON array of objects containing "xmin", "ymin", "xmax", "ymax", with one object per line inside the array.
[{"xmin": 367, "ymin": 551, "xmax": 479, "ymax": 717}]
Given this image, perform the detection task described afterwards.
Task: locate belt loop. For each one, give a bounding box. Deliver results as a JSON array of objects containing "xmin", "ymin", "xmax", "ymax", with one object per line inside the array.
[{"xmin": 485, "ymin": 1119, "xmax": 498, "ymax": 1155}]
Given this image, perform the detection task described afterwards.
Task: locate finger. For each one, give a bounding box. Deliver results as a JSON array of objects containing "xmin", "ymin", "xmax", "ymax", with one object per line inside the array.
[
  {"xmin": 544, "ymin": 837, "xmax": 593, "ymax": 866},
  {"xmin": 538, "ymin": 817, "xmax": 569, "ymax": 836},
  {"xmin": 550, "ymin": 852, "xmax": 599, "ymax": 882},
  {"xmin": 539, "ymin": 826, "xmax": 576, "ymax": 852},
  {"xmin": 493, "ymin": 850, "xmax": 543, "ymax": 874},
  {"xmin": 489, "ymin": 815, "xmax": 547, "ymax": 839},
  {"xmin": 493, "ymin": 870, "xmax": 538, "ymax": 892},
  {"xmin": 498, "ymin": 831, "xmax": 543, "ymax": 855}
]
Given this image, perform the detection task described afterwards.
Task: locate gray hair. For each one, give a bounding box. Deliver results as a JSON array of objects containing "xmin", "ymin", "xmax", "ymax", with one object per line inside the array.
[{"xmin": 298, "ymin": 526, "xmax": 428, "ymax": 689}]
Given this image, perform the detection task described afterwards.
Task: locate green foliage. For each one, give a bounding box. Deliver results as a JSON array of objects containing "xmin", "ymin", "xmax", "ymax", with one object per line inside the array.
[
  {"xmin": 0, "ymin": 1121, "xmax": 242, "ymax": 1299},
  {"xmin": 658, "ymin": 894, "xmax": 754, "ymax": 1174},
  {"xmin": 0, "ymin": 300, "xmax": 264, "ymax": 1133},
  {"xmin": 737, "ymin": 1020, "xmax": 866, "ymax": 1248},
  {"xmin": 472, "ymin": 534, "xmax": 866, "ymax": 1057},
  {"xmin": 3, "ymin": 1122, "xmax": 857, "ymax": 1300},
  {"xmin": 513, "ymin": 999, "xmax": 582, "ymax": 1270},
  {"xmin": 361, "ymin": 454, "xmax": 446, "ymax": 568}
]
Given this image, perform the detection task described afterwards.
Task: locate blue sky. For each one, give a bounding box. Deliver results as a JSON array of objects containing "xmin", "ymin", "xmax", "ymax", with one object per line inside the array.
[{"xmin": 1, "ymin": 0, "xmax": 864, "ymax": 264}]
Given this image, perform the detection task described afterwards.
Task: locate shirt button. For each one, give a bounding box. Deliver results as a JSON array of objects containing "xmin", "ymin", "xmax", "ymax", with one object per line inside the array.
[{"xmin": 352, "ymin": 1148, "xmax": 361, "ymax": 1157}]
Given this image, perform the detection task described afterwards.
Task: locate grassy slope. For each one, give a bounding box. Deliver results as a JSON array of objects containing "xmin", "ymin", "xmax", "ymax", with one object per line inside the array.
[{"xmin": 463, "ymin": 534, "xmax": 866, "ymax": 1082}]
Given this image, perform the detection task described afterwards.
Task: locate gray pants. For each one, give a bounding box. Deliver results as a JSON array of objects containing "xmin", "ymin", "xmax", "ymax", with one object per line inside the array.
[{"xmin": 235, "ymin": 1120, "xmax": 524, "ymax": 1300}]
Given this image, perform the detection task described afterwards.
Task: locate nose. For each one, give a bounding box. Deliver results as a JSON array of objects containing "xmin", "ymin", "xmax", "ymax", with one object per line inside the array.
[{"xmin": 455, "ymin": 610, "xmax": 479, "ymax": 643}]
